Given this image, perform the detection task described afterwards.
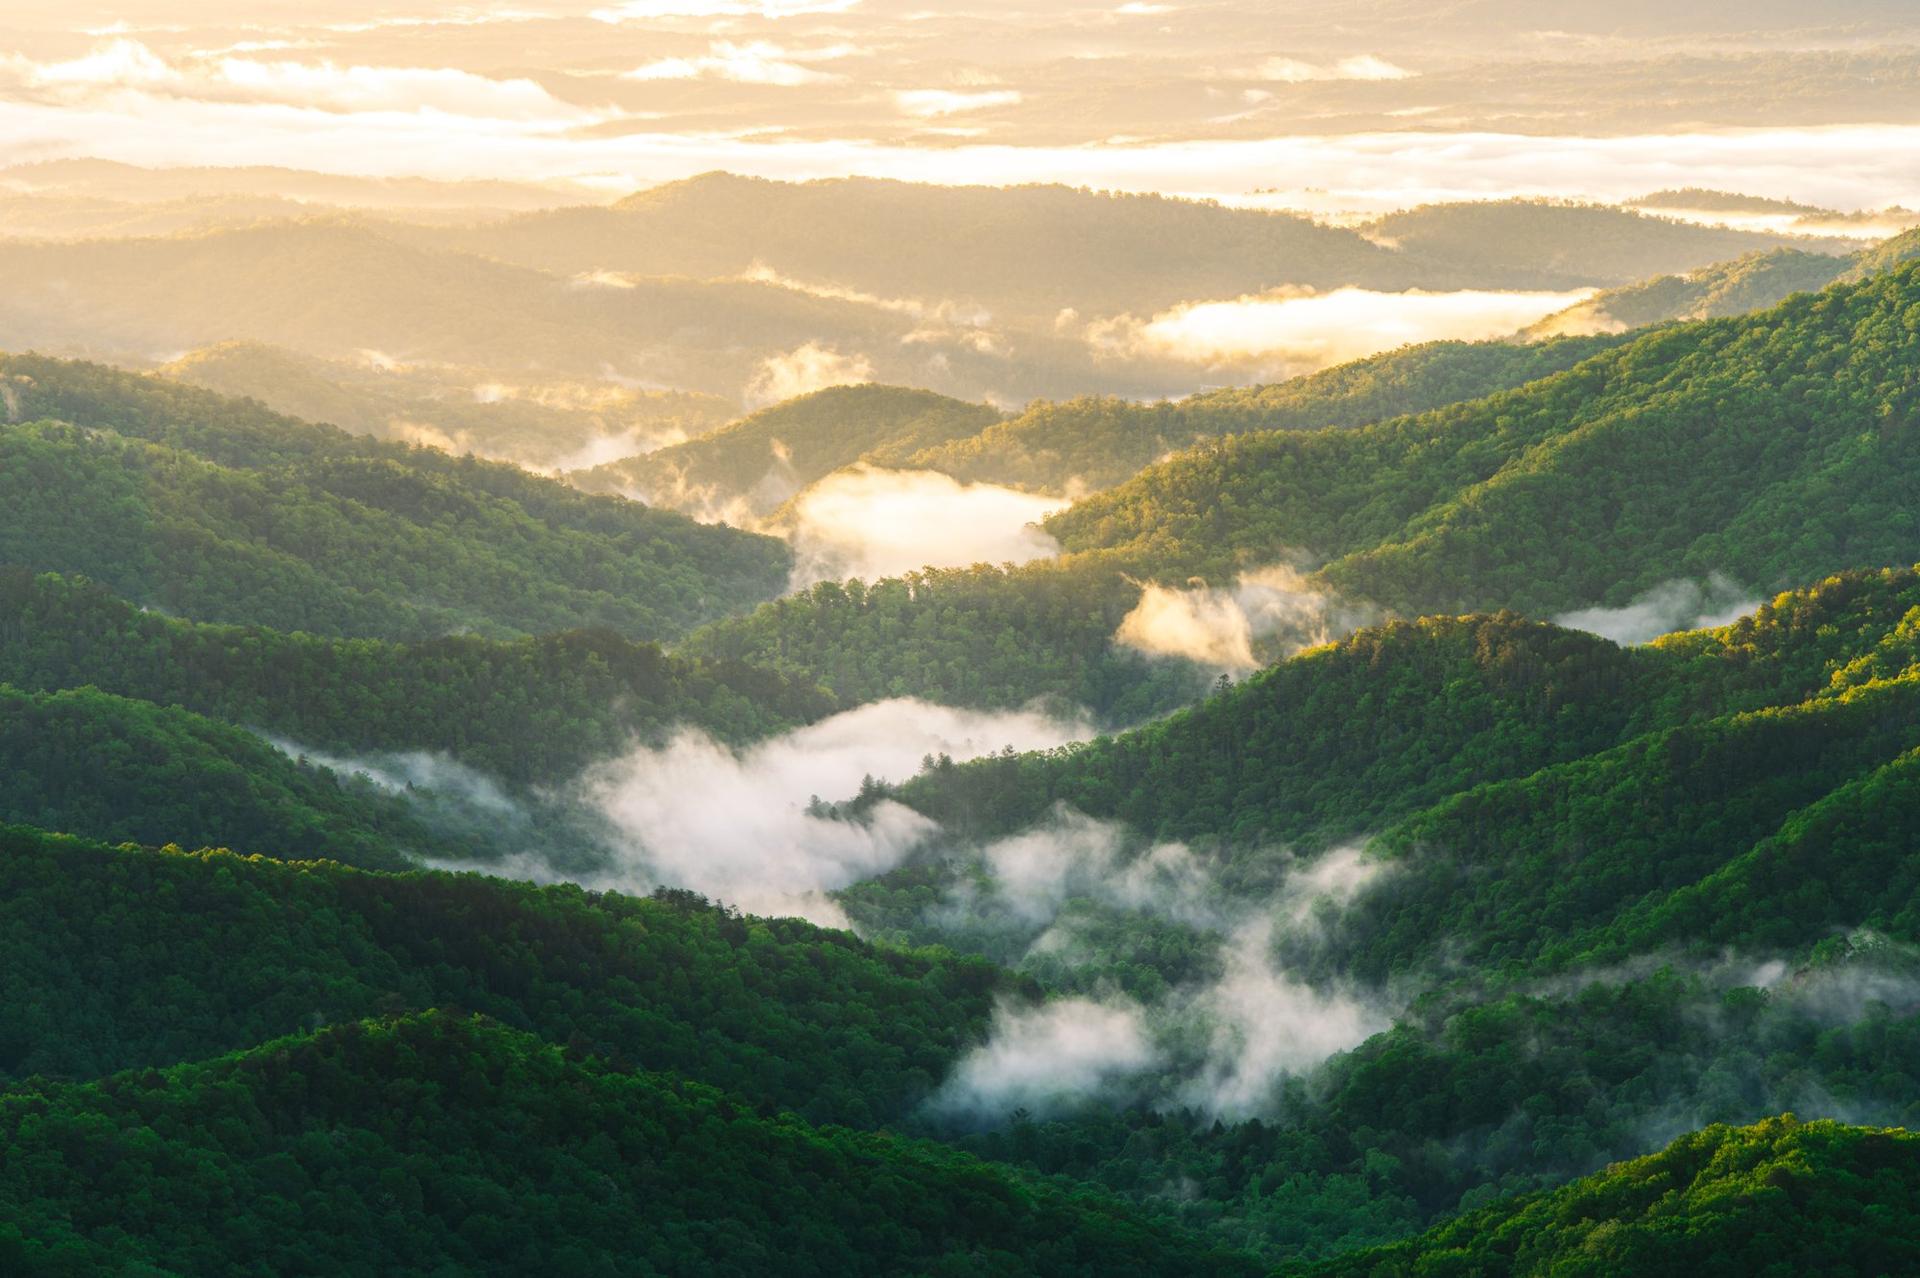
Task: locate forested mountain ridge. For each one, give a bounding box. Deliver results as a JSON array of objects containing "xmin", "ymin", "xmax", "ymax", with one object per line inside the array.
[
  {"xmin": 0, "ymin": 827, "xmax": 1001, "ymax": 1121},
  {"xmin": 0, "ymin": 570, "xmax": 833, "ymax": 784},
  {"xmin": 575, "ymin": 384, "xmax": 1003, "ymax": 519},
  {"xmin": 1049, "ymin": 259, "xmax": 1920, "ymax": 617},
  {"xmin": 0, "ymin": 1011, "xmax": 1256, "ymax": 1278},
  {"xmin": 897, "ymin": 333, "xmax": 1630, "ymax": 496},
  {"xmin": 0, "ymin": 354, "xmax": 791, "ymax": 640},
  {"xmin": 1297, "ymin": 1117, "xmax": 1920, "ymax": 1277}
]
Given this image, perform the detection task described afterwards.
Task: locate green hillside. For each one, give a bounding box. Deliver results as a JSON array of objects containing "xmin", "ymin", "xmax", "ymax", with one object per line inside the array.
[
  {"xmin": 1051, "ymin": 261, "xmax": 1920, "ymax": 618},
  {"xmin": 0, "ymin": 570, "xmax": 833, "ymax": 784},
  {"xmin": 0, "ymin": 828, "xmax": 998, "ymax": 1121},
  {"xmin": 0, "ymin": 684, "xmax": 428, "ymax": 869},
  {"xmin": 1299, "ymin": 1117, "xmax": 1920, "ymax": 1277},
  {"xmin": 902, "ymin": 334, "xmax": 1628, "ymax": 496},
  {"xmin": 0, "ymin": 1012, "xmax": 1254, "ymax": 1278},
  {"xmin": 0, "ymin": 354, "xmax": 790, "ymax": 640}
]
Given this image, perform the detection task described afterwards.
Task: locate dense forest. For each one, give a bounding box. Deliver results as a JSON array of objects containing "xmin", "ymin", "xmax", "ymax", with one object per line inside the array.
[
  {"xmin": 7, "ymin": 145, "xmax": 1920, "ymax": 1274},
  {"xmin": 1050, "ymin": 260, "xmax": 1920, "ymax": 617},
  {"xmin": 0, "ymin": 354, "xmax": 790, "ymax": 639}
]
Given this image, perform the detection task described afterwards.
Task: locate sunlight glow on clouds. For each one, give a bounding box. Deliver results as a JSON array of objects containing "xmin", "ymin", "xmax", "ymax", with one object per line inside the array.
[
  {"xmin": 894, "ymin": 89, "xmax": 1023, "ymax": 117},
  {"xmin": 592, "ymin": 0, "xmax": 860, "ymax": 19},
  {"xmin": 1107, "ymin": 286, "xmax": 1595, "ymax": 373},
  {"xmin": 624, "ymin": 41, "xmax": 853, "ymax": 86},
  {"xmin": 2, "ymin": 35, "xmax": 1919, "ymax": 213}
]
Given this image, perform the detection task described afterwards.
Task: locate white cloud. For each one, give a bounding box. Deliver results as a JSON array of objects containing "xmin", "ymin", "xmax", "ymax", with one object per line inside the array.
[
  {"xmin": 577, "ymin": 698, "xmax": 1093, "ymax": 923},
  {"xmin": 745, "ymin": 341, "xmax": 875, "ymax": 407},
  {"xmin": 1555, "ymin": 574, "xmax": 1760, "ymax": 645},
  {"xmin": 1115, "ymin": 565, "xmax": 1375, "ymax": 671},
  {"xmin": 623, "ymin": 41, "xmax": 851, "ymax": 87},
  {"xmin": 593, "ymin": 0, "xmax": 860, "ymax": 19},
  {"xmin": 894, "ymin": 89, "xmax": 1022, "ymax": 118},
  {"xmin": 784, "ymin": 466, "xmax": 1063, "ymax": 587},
  {"xmin": 931, "ymin": 997, "xmax": 1161, "ymax": 1120},
  {"xmin": 2, "ymin": 41, "xmax": 585, "ymax": 122},
  {"xmin": 1251, "ymin": 54, "xmax": 1414, "ymax": 83},
  {"xmin": 1103, "ymin": 287, "xmax": 1593, "ymax": 377}
]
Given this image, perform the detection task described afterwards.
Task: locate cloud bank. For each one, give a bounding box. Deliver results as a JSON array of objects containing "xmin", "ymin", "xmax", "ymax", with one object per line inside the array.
[
  {"xmin": 784, "ymin": 466, "xmax": 1063, "ymax": 587},
  {"xmin": 1555, "ymin": 574, "xmax": 1760, "ymax": 645},
  {"xmin": 577, "ymin": 698, "xmax": 1093, "ymax": 923},
  {"xmin": 1103, "ymin": 287, "xmax": 1594, "ymax": 378},
  {"xmin": 1115, "ymin": 565, "xmax": 1376, "ymax": 671}
]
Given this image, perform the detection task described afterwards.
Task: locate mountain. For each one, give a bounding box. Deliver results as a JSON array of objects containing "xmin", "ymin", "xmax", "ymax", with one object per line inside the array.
[
  {"xmin": 0, "ymin": 354, "xmax": 790, "ymax": 640},
  {"xmin": 1526, "ymin": 227, "xmax": 1920, "ymax": 338},
  {"xmin": 163, "ymin": 340, "xmax": 737, "ymax": 473},
  {"xmin": 575, "ymin": 384, "xmax": 1002, "ymax": 520},
  {"xmin": 1363, "ymin": 199, "xmax": 1855, "ymax": 284},
  {"xmin": 0, "ymin": 570, "xmax": 833, "ymax": 787},
  {"xmin": 407, "ymin": 173, "xmax": 1449, "ymax": 326},
  {"xmin": 1525, "ymin": 249, "xmax": 1851, "ymax": 338},
  {"xmin": 834, "ymin": 566, "xmax": 1920, "ymax": 1255},
  {"xmin": 0, "ymin": 684, "xmax": 426, "ymax": 869},
  {"xmin": 681, "ymin": 559, "xmax": 1209, "ymax": 725},
  {"xmin": 0, "ymin": 1011, "xmax": 1254, "ymax": 1278},
  {"xmin": 0, "ymin": 218, "xmax": 1132, "ymax": 404},
  {"xmin": 1300, "ymin": 1117, "xmax": 1920, "ymax": 1277},
  {"xmin": 1050, "ymin": 260, "xmax": 1920, "ymax": 618},
  {"xmin": 900, "ymin": 333, "xmax": 1629, "ymax": 496}
]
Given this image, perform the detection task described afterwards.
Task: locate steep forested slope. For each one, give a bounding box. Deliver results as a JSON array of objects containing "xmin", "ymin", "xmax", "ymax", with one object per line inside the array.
[
  {"xmin": 1051, "ymin": 261, "xmax": 1920, "ymax": 617},
  {"xmin": 0, "ymin": 1012, "xmax": 1254, "ymax": 1278},
  {"xmin": 1526, "ymin": 248, "xmax": 1850, "ymax": 337},
  {"xmin": 0, "ymin": 570, "xmax": 833, "ymax": 784},
  {"xmin": 1299, "ymin": 1117, "xmax": 1920, "ymax": 1278},
  {"xmin": 0, "ymin": 355, "xmax": 790, "ymax": 639}
]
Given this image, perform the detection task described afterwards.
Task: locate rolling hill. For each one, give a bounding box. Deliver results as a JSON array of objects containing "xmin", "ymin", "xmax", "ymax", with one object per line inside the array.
[{"xmin": 0, "ymin": 354, "xmax": 790, "ymax": 640}]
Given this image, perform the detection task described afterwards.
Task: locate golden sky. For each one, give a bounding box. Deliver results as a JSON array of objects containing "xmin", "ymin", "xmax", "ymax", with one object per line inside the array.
[{"xmin": 3, "ymin": 1, "xmax": 1918, "ymax": 209}]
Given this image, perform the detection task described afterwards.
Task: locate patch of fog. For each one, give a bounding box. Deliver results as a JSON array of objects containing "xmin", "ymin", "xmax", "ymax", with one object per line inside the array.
[
  {"xmin": 1115, "ymin": 565, "xmax": 1378, "ymax": 671},
  {"xmin": 1555, "ymin": 574, "xmax": 1759, "ymax": 645},
  {"xmin": 570, "ymin": 698, "xmax": 1096, "ymax": 925},
  {"xmin": 265, "ymin": 736, "xmax": 521, "ymax": 815},
  {"xmin": 745, "ymin": 341, "xmax": 874, "ymax": 408},
  {"xmin": 930, "ymin": 997, "xmax": 1162, "ymax": 1122},
  {"xmin": 784, "ymin": 465, "xmax": 1063, "ymax": 589},
  {"xmin": 1094, "ymin": 287, "xmax": 1594, "ymax": 379},
  {"xmin": 928, "ymin": 813, "xmax": 1393, "ymax": 1121}
]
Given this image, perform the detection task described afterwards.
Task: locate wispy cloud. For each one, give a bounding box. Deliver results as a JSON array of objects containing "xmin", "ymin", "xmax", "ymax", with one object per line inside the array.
[
  {"xmin": 624, "ymin": 41, "xmax": 853, "ymax": 87},
  {"xmin": 893, "ymin": 89, "xmax": 1022, "ymax": 118}
]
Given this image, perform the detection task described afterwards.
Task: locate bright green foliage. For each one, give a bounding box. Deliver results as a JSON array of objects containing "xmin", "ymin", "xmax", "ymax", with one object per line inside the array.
[
  {"xmin": 0, "ymin": 1012, "xmax": 1257, "ymax": 1278},
  {"xmin": 1298, "ymin": 1116, "xmax": 1920, "ymax": 1277},
  {"xmin": 0, "ymin": 828, "xmax": 1001, "ymax": 1124},
  {"xmin": 1050, "ymin": 262, "xmax": 1920, "ymax": 617},
  {"xmin": 683, "ymin": 559, "xmax": 1209, "ymax": 722},
  {"xmin": 0, "ymin": 353, "xmax": 790, "ymax": 639},
  {"xmin": 906, "ymin": 335, "xmax": 1630, "ymax": 494},
  {"xmin": 578, "ymin": 383, "xmax": 1002, "ymax": 517},
  {"xmin": 884, "ymin": 614, "xmax": 1650, "ymax": 847},
  {"xmin": 0, "ymin": 684, "xmax": 427, "ymax": 868},
  {"xmin": 0, "ymin": 570, "xmax": 834, "ymax": 783}
]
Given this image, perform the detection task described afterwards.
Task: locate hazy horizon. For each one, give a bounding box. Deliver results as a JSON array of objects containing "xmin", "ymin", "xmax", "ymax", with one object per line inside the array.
[{"xmin": 4, "ymin": 1, "xmax": 1919, "ymax": 214}]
